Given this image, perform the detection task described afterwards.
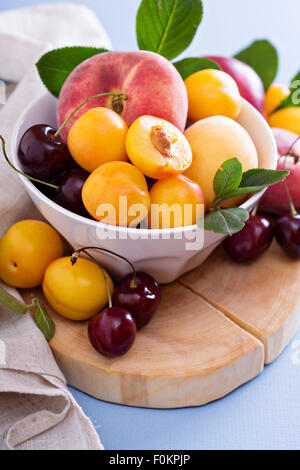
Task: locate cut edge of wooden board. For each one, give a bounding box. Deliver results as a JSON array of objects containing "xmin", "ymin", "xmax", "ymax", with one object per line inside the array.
[
  {"xmin": 23, "ymin": 285, "xmax": 264, "ymax": 379},
  {"xmin": 266, "ymin": 300, "xmax": 300, "ymax": 364},
  {"xmin": 52, "ymin": 337, "xmax": 264, "ymax": 409},
  {"xmin": 22, "ymin": 285, "xmax": 265, "ymax": 409},
  {"xmin": 179, "ymin": 280, "xmax": 300, "ymax": 364}
]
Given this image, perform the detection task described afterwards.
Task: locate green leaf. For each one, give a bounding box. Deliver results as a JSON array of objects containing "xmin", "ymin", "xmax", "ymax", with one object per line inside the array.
[
  {"xmin": 234, "ymin": 40, "xmax": 278, "ymax": 91},
  {"xmin": 240, "ymin": 168, "xmax": 289, "ymax": 188},
  {"xmin": 213, "ymin": 158, "xmax": 242, "ymax": 200},
  {"xmin": 0, "ymin": 286, "xmax": 28, "ymax": 314},
  {"xmin": 173, "ymin": 57, "xmax": 220, "ymax": 80},
  {"xmin": 36, "ymin": 46, "xmax": 109, "ymax": 97},
  {"xmin": 201, "ymin": 159, "xmax": 289, "ymax": 235},
  {"xmin": 275, "ymin": 70, "xmax": 300, "ymax": 111},
  {"xmin": 220, "ymin": 169, "xmax": 289, "ymax": 202},
  {"xmin": 33, "ymin": 299, "xmax": 55, "ymax": 341},
  {"xmin": 136, "ymin": 0, "xmax": 203, "ymax": 61},
  {"xmin": 203, "ymin": 208, "xmax": 249, "ymax": 236}
]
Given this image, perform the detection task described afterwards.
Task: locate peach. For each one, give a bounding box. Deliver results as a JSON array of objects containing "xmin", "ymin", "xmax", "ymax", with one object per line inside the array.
[
  {"xmin": 126, "ymin": 116, "xmax": 192, "ymax": 179},
  {"xmin": 259, "ymin": 128, "xmax": 300, "ymax": 215},
  {"xmin": 185, "ymin": 69, "xmax": 242, "ymax": 122},
  {"xmin": 57, "ymin": 51, "xmax": 188, "ymax": 142},
  {"xmin": 149, "ymin": 175, "xmax": 205, "ymax": 229},
  {"xmin": 82, "ymin": 161, "xmax": 150, "ymax": 227},
  {"xmin": 184, "ymin": 116, "xmax": 258, "ymax": 208},
  {"xmin": 207, "ymin": 56, "xmax": 266, "ymax": 117},
  {"xmin": 265, "ymin": 84, "xmax": 290, "ymax": 116},
  {"xmin": 67, "ymin": 107, "xmax": 128, "ymax": 172}
]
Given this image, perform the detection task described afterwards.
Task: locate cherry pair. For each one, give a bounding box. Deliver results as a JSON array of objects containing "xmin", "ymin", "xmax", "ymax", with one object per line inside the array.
[
  {"xmin": 71, "ymin": 248, "xmax": 161, "ymax": 358},
  {"xmin": 223, "ymin": 211, "xmax": 300, "ymax": 263},
  {"xmin": 224, "ymin": 140, "xmax": 300, "ymax": 262}
]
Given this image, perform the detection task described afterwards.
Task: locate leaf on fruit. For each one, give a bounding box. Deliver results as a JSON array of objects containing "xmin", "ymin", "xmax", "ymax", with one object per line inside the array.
[
  {"xmin": 201, "ymin": 158, "xmax": 289, "ymax": 235},
  {"xmin": 219, "ymin": 169, "xmax": 289, "ymax": 202},
  {"xmin": 0, "ymin": 286, "xmax": 28, "ymax": 314},
  {"xmin": 274, "ymin": 70, "xmax": 300, "ymax": 111},
  {"xmin": 33, "ymin": 299, "xmax": 55, "ymax": 341},
  {"xmin": 213, "ymin": 158, "xmax": 242, "ymax": 201},
  {"xmin": 173, "ymin": 57, "xmax": 220, "ymax": 80},
  {"xmin": 136, "ymin": 0, "xmax": 203, "ymax": 61},
  {"xmin": 234, "ymin": 40, "xmax": 278, "ymax": 91},
  {"xmin": 240, "ymin": 168, "xmax": 289, "ymax": 188},
  {"xmin": 36, "ymin": 47, "xmax": 109, "ymax": 97},
  {"xmin": 203, "ymin": 208, "xmax": 249, "ymax": 236}
]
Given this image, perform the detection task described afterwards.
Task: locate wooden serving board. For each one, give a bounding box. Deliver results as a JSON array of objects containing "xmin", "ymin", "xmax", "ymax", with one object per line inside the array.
[{"xmin": 22, "ymin": 241, "xmax": 300, "ymax": 409}]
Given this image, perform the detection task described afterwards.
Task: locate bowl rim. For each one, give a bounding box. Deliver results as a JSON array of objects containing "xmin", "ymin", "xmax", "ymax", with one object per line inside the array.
[{"xmin": 11, "ymin": 92, "xmax": 277, "ymax": 236}]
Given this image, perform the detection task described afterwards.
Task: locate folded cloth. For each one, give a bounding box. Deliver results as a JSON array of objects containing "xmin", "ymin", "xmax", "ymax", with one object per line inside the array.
[
  {"xmin": 0, "ymin": 3, "xmax": 112, "ymax": 450},
  {"xmin": 0, "ymin": 283, "xmax": 103, "ymax": 450}
]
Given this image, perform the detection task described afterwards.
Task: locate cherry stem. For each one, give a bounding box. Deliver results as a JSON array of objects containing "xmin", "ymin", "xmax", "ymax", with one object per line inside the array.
[
  {"xmin": 279, "ymin": 135, "xmax": 300, "ymax": 169},
  {"xmin": 0, "ymin": 135, "xmax": 60, "ymax": 191},
  {"xmin": 53, "ymin": 92, "xmax": 128, "ymax": 139},
  {"xmin": 73, "ymin": 246, "xmax": 137, "ymax": 288},
  {"xmin": 251, "ymin": 205, "xmax": 258, "ymax": 216},
  {"xmin": 71, "ymin": 250, "xmax": 113, "ymax": 308},
  {"xmin": 283, "ymin": 180, "xmax": 297, "ymax": 216}
]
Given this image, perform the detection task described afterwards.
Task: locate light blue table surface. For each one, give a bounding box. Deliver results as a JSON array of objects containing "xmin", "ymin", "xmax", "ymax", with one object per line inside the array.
[{"xmin": 1, "ymin": 0, "xmax": 300, "ymax": 450}]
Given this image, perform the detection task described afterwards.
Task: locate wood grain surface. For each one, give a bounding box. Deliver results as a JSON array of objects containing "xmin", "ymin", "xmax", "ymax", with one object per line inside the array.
[
  {"xmin": 180, "ymin": 241, "xmax": 300, "ymax": 364},
  {"xmin": 21, "ymin": 241, "xmax": 300, "ymax": 408}
]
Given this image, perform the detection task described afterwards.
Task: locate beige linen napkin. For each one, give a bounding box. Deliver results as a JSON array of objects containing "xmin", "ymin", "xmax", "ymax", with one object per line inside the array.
[
  {"xmin": 0, "ymin": 3, "xmax": 112, "ymax": 450},
  {"xmin": 0, "ymin": 284, "xmax": 103, "ymax": 450}
]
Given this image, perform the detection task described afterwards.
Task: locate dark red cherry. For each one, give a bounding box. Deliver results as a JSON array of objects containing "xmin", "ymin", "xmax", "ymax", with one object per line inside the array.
[
  {"xmin": 54, "ymin": 169, "xmax": 89, "ymax": 216},
  {"xmin": 18, "ymin": 124, "xmax": 72, "ymax": 180},
  {"xmin": 88, "ymin": 307, "xmax": 137, "ymax": 357},
  {"xmin": 223, "ymin": 215, "xmax": 274, "ymax": 262},
  {"xmin": 112, "ymin": 272, "xmax": 161, "ymax": 329},
  {"xmin": 33, "ymin": 180, "xmax": 57, "ymax": 200},
  {"xmin": 274, "ymin": 214, "xmax": 300, "ymax": 257}
]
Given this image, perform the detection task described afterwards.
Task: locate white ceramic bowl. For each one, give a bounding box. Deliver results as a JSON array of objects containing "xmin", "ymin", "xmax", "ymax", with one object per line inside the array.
[{"xmin": 11, "ymin": 93, "xmax": 277, "ymax": 283}]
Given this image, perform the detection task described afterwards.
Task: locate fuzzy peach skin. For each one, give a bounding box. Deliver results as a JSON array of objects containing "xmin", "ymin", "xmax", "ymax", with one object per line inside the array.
[
  {"xmin": 184, "ymin": 116, "xmax": 258, "ymax": 208},
  {"xmin": 259, "ymin": 128, "xmax": 300, "ymax": 215},
  {"xmin": 57, "ymin": 51, "xmax": 188, "ymax": 142}
]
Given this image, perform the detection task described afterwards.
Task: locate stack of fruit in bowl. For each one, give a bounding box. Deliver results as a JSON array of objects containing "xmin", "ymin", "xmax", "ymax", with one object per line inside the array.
[
  {"xmin": 9, "ymin": 53, "xmax": 245, "ymax": 231},
  {"xmin": 3, "ymin": 51, "xmax": 285, "ymax": 235},
  {"xmin": 5, "ymin": 1, "xmax": 292, "ymax": 244}
]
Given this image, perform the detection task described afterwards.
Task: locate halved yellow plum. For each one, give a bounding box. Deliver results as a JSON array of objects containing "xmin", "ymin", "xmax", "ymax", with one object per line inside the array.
[{"xmin": 126, "ymin": 116, "xmax": 192, "ymax": 179}]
